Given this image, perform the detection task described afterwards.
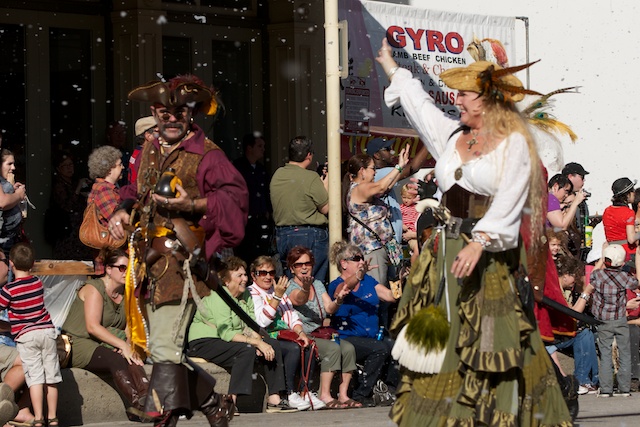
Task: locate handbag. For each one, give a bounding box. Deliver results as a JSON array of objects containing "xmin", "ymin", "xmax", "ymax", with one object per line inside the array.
[
  {"xmin": 372, "ymin": 379, "xmax": 395, "ymax": 407},
  {"xmin": 56, "ymin": 333, "xmax": 73, "ymax": 368},
  {"xmin": 276, "ymin": 329, "xmax": 306, "ymax": 346},
  {"xmin": 79, "ymin": 199, "xmax": 126, "ymax": 250},
  {"xmin": 309, "ymin": 326, "xmax": 337, "ymax": 340},
  {"xmin": 514, "ymin": 264, "xmax": 536, "ymax": 325},
  {"xmin": 349, "ymin": 213, "xmax": 403, "ymax": 267}
]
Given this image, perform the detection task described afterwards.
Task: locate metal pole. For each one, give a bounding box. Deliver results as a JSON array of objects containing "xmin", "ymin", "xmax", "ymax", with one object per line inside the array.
[
  {"xmin": 325, "ymin": 0, "xmax": 342, "ymax": 280},
  {"xmin": 516, "ymin": 16, "xmax": 530, "ymax": 88}
]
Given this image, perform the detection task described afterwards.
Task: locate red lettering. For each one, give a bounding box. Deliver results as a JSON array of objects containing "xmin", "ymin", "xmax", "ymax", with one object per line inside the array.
[
  {"xmin": 445, "ymin": 32, "xmax": 464, "ymax": 54},
  {"xmin": 426, "ymin": 30, "xmax": 445, "ymax": 53},
  {"xmin": 387, "ymin": 26, "xmax": 406, "ymax": 48},
  {"xmin": 405, "ymin": 28, "xmax": 425, "ymax": 50},
  {"xmin": 386, "ymin": 27, "xmax": 466, "ymax": 54}
]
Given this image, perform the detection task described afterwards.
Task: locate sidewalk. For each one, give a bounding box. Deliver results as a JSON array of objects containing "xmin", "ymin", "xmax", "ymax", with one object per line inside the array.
[{"xmin": 76, "ymin": 394, "xmax": 640, "ymax": 427}]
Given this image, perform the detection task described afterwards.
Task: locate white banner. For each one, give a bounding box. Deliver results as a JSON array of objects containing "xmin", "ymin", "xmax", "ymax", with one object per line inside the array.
[{"xmin": 340, "ymin": 0, "xmax": 516, "ymax": 131}]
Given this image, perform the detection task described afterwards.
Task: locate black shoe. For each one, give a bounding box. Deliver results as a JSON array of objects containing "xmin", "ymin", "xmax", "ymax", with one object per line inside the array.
[{"xmin": 354, "ymin": 397, "xmax": 376, "ymax": 408}]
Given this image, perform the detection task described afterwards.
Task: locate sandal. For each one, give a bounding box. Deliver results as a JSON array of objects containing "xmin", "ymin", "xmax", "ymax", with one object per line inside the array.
[
  {"xmin": 323, "ymin": 399, "xmax": 347, "ymax": 409},
  {"xmin": 8, "ymin": 421, "xmax": 34, "ymax": 427},
  {"xmin": 47, "ymin": 418, "xmax": 59, "ymax": 426},
  {"xmin": 340, "ymin": 398, "xmax": 363, "ymax": 409}
]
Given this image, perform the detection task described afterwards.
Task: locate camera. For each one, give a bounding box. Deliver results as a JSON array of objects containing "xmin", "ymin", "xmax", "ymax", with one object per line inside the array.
[{"xmin": 582, "ymin": 190, "xmax": 591, "ymax": 198}]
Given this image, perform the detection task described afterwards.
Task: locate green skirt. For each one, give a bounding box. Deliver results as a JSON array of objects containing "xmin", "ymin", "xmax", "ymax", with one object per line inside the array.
[{"xmin": 389, "ymin": 232, "xmax": 572, "ymax": 426}]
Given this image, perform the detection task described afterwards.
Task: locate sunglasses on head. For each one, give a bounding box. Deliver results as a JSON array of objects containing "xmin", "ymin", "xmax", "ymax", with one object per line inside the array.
[
  {"xmin": 109, "ymin": 264, "xmax": 127, "ymax": 273},
  {"xmin": 292, "ymin": 261, "xmax": 313, "ymax": 268},
  {"xmin": 255, "ymin": 269, "xmax": 276, "ymax": 277},
  {"xmin": 345, "ymin": 255, "xmax": 364, "ymax": 262}
]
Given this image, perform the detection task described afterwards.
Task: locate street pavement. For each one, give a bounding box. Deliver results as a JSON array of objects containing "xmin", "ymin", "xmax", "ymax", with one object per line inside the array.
[{"xmin": 77, "ymin": 394, "xmax": 640, "ymax": 426}]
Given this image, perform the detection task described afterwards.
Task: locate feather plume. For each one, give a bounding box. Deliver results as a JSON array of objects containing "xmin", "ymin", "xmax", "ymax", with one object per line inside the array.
[
  {"xmin": 477, "ymin": 61, "xmax": 543, "ymax": 102},
  {"xmin": 522, "ymin": 87, "xmax": 580, "ymax": 142}
]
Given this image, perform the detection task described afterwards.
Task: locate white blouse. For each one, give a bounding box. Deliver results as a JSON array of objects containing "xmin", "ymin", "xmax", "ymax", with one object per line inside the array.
[{"xmin": 384, "ymin": 68, "xmax": 530, "ymax": 251}]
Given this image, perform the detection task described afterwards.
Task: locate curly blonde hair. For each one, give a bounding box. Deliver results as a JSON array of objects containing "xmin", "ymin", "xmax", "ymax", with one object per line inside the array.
[
  {"xmin": 482, "ymin": 101, "xmax": 545, "ymax": 245},
  {"xmin": 88, "ymin": 146, "xmax": 122, "ymax": 180}
]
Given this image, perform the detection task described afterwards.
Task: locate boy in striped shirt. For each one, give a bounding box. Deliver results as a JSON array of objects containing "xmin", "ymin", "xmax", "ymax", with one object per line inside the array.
[{"xmin": 0, "ymin": 242, "xmax": 60, "ymax": 426}]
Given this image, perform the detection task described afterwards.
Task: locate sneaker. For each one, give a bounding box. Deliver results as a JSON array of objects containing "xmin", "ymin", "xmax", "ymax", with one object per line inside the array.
[
  {"xmin": 581, "ymin": 384, "xmax": 598, "ymax": 395},
  {"xmin": 613, "ymin": 391, "xmax": 631, "ymax": 397},
  {"xmin": 597, "ymin": 389, "xmax": 613, "ymax": 398},
  {"xmin": 577, "ymin": 385, "xmax": 588, "ymax": 395},
  {"xmin": 631, "ymin": 378, "xmax": 640, "ymax": 392},
  {"xmin": 266, "ymin": 400, "xmax": 299, "ymax": 413},
  {"xmin": 304, "ymin": 392, "xmax": 327, "ymax": 410},
  {"xmin": 288, "ymin": 392, "xmax": 312, "ymax": 411}
]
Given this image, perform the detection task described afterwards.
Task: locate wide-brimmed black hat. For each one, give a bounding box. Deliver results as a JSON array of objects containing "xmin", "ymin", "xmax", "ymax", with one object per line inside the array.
[{"xmin": 612, "ymin": 177, "xmax": 636, "ymax": 197}]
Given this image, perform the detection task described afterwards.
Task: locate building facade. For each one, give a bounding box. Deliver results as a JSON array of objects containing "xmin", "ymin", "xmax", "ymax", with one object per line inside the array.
[{"xmin": 0, "ymin": 0, "xmax": 328, "ymax": 257}]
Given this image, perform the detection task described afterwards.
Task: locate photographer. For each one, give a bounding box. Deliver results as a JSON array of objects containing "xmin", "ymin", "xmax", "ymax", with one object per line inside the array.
[{"xmin": 547, "ymin": 173, "xmax": 587, "ymax": 231}]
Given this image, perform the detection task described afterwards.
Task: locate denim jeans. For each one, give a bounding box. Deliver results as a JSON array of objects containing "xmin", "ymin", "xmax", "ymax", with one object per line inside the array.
[
  {"xmin": 596, "ymin": 318, "xmax": 631, "ymax": 393},
  {"xmin": 555, "ymin": 328, "xmax": 599, "ymax": 386},
  {"xmin": 276, "ymin": 225, "xmax": 328, "ymax": 284}
]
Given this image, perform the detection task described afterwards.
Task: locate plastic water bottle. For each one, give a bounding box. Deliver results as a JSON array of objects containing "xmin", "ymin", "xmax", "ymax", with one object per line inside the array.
[
  {"xmin": 376, "ymin": 326, "xmax": 384, "ymax": 341},
  {"xmin": 331, "ymin": 333, "xmax": 340, "ymax": 345}
]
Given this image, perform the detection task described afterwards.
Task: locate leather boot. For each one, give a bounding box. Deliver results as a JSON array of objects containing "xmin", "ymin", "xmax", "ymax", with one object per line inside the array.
[
  {"xmin": 200, "ymin": 392, "xmax": 235, "ymax": 427},
  {"xmin": 113, "ymin": 364, "xmax": 152, "ymax": 422},
  {"xmin": 144, "ymin": 363, "xmax": 193, "ymax": 420},
  {"xmin": 153, "ymin": 411, "xmax": 180, "ymax": 427},
  {"xmin": 188, "ymin": 365, "xmax": 235, "ymax": 427}
]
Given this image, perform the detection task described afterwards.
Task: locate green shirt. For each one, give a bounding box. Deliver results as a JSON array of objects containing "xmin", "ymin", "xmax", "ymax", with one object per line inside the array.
[
  {"xmin": 187, "ymin": 287, "xmax": 255, "ymax": 343},
  {"xmin": 270, "ymin": 163, "xmax": 329, "ymax": 226}
]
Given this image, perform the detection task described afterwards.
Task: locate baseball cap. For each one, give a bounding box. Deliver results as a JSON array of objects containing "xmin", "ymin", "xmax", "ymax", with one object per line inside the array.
[
  {"xmin": 603, "ymin": 244, "xmax": 626, "ymax": 268},
  {"xmin": 561, "ymin": 162, "xmax": 589, "ymax": 177},
  {"xmin": 366, "ymin": 137, "xmax": 393, "ymax": 154},
  {"xmin": 134, "ymin": 116, "xmax": 156, "ymax": 137}
]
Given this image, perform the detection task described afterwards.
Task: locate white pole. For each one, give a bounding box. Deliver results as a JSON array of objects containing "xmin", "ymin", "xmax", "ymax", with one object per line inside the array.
[{"xmin": 324, "ymin": 0, "xmax": 342, "ymax": 280}]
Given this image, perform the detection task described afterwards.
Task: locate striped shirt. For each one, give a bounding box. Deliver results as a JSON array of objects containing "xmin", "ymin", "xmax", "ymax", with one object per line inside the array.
[
  {"xmin": 400, "ymin": 203, "xmax": 420, "ymax": 233},
  {"xmin": 248, "ymin": 283, "xmax": 303, "ymax": 333},
  {"xmin": 591, "ymin": 268, "xmax": 639, "ymax": 321},
  {"xmin": 0, "ymin": 275, "xmax": 54, "ymax": 339}
]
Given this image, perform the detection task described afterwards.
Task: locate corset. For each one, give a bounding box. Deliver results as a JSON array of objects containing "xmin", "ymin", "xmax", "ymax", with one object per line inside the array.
[{"xmin": 442, "ymin": 184, "xmax": 490, "ymax": 219}]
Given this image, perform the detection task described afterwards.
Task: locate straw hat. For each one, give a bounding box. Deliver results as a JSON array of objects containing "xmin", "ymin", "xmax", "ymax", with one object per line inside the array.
[{"xmin": 440, "ymin": 61, "xmax": 540, "ymax": 103}]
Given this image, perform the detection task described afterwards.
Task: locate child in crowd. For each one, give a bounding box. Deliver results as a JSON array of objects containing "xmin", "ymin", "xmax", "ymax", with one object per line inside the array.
[
  {"xmin": 547, "ymin": 228, "xmax": 569, "ymax": 261},
  {"xmin": 0, "ymin": 243, "xmax": 61, "ymax": 425},
  {"xmin": 399, "ymin": 183, "xmax": 420, "ymax": 263},
  {"xmin": 591, "ymin": 244, "xmax": 640, "ymax": 397}
]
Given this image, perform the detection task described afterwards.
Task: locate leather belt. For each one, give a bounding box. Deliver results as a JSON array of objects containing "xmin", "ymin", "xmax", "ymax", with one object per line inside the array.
[{"xmin": 445, "ymin": 217, "xmax": 479, "ymax": 240}]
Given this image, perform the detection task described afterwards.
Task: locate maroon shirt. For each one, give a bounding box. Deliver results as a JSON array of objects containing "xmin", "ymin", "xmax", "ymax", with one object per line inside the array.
[{"xmin": 120, "ymin": 124, "xmax": 248, "ymax": 257}]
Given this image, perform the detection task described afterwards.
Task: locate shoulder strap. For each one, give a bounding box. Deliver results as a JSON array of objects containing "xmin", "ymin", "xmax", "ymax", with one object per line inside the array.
[
  {"xmin": 449, "ymin": 125, "xmax": 468, "ymax": 140},
  {"xmin": 349, "ymin": 212, "xmax": 383, "ymax": 244}
]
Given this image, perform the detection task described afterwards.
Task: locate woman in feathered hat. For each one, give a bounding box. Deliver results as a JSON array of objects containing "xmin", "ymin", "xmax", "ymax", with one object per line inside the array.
[{"xmin": 375, "ymin": 39, "xmax": 572, "ymax": 426}]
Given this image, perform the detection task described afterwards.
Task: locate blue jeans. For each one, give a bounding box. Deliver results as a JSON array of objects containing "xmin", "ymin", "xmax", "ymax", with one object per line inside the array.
[
  {"xmin": 276, "ymin": 225, "xmax": 328, "ymax": 284},
  {"xmin": 555, "ymin": 328, "xmax": 599, "ymax": 386}
]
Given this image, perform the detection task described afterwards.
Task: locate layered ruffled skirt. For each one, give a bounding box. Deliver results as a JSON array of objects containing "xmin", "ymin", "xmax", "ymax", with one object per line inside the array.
[{"xmin": 390, "ymin": 234, "xmax": 572, "ymax": 426}]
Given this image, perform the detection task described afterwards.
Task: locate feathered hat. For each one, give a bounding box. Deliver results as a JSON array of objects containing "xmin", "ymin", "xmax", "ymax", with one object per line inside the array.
[
  {"xmin": 440, "ymin": 60, "xmax": 541, "ymax": 104},
  {"xmin": 128, "ymin": 74, "xmax": 222, "ymax": 117}
]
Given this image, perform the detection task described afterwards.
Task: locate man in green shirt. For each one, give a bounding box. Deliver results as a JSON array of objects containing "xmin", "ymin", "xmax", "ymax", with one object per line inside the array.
[{"xmin": 270, "ymin": 136, "xmax": 329, "ymax": 283}]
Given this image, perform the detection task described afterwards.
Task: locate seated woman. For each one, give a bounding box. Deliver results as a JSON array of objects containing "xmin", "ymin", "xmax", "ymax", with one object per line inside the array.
[
  {"xmin": 187, "ymin": 256, "xmax": 297, "ymax": 414},
  {"xmin": 285, "ymin": 246, "xmax": 357, "ymax": 409},
  {"xmin": 328, "ymin": 241, "xmax": 399, "ymax": 407},
  {"xmin": 248, "ymin": 256, "xmax": 313, "ymax": 411},
  {"xmin": 61, "ymin": 249, "xmax": 150, "ymax": 421}
]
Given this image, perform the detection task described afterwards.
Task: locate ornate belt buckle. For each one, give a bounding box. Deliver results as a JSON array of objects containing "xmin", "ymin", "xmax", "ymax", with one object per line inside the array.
[{"xmin": 446, "ymin": 216, "xmax": 463, "ymax": 239}]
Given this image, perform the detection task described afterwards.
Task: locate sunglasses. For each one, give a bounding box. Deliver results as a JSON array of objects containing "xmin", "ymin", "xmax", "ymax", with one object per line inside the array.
[
  {"xmin": 109, "ymin": 264, "xmax": 128, "ymax": 273},
  {"xmin": 157, "ymin": 108, "xmax": 189, "ymax": 122},
  {"xmin": 292, "ymin": 261, "xmax": 313, "ymax": 268},
  {"xmin": 345, "ymin": 255, "xmax": 364, "ymax": 262},
  {"xmin": 255, "ymin": 269, "xmax": 276, "ymax": 277}
]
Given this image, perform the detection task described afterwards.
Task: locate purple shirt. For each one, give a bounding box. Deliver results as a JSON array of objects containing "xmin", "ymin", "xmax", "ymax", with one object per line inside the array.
[
  {"xmin": 546, "ymin": 193, "xmax": 561, "ymax": 228},
  {"xmin": 120, "ymin": 124, "xmax": 248, "ymax": 257}
]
